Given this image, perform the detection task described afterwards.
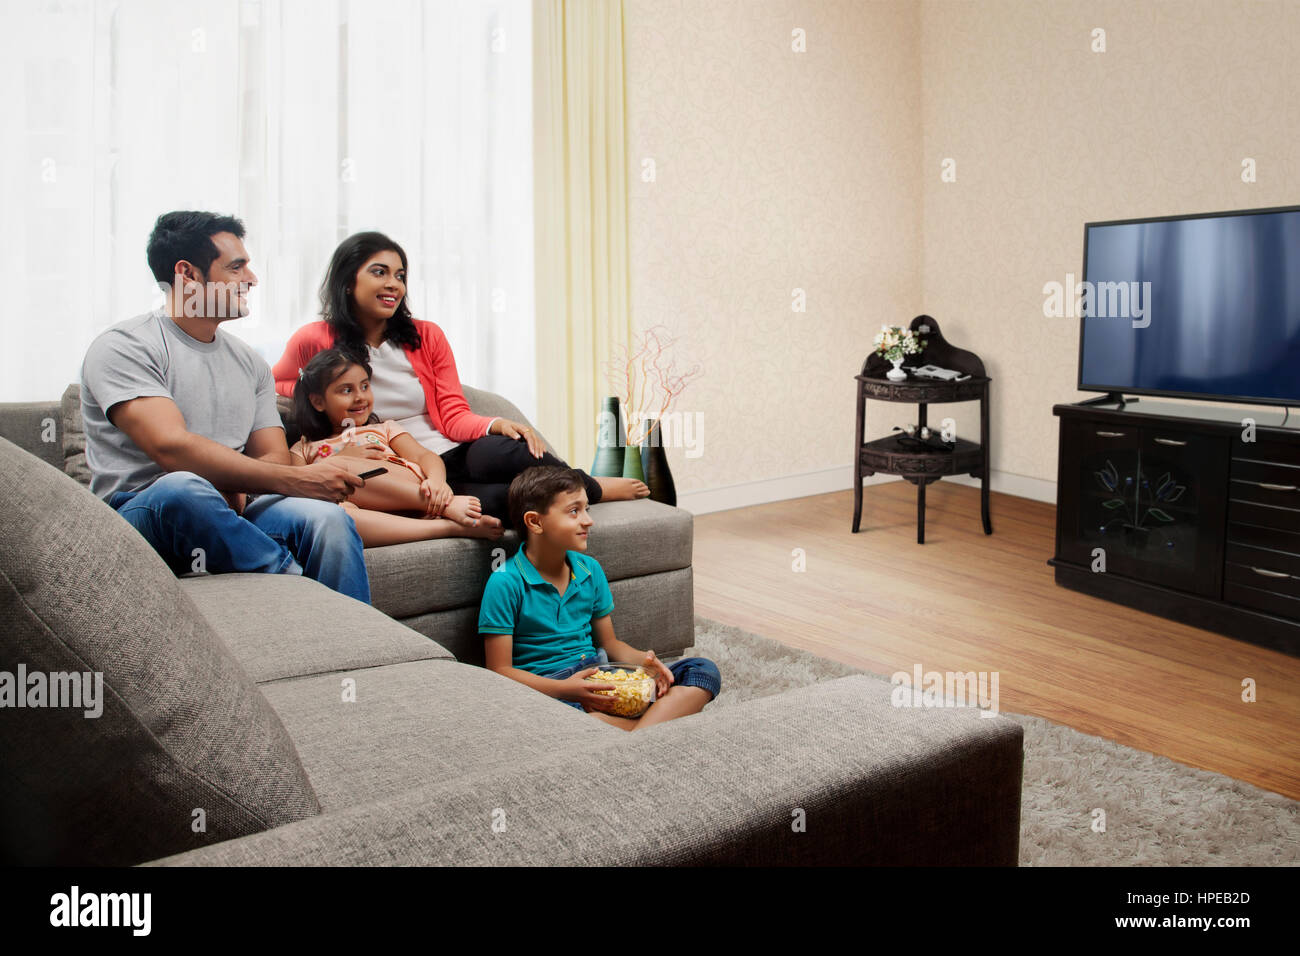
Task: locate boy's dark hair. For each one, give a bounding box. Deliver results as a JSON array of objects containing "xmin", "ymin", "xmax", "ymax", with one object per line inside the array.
[
  {"xmin": 292, "ymin": 348, "xmax": 377, "ymax": 442},
  {"xmin": 320, "ymin": 231, "xmax": 422, "ymax": 355},
  {"xmin": 508, "ymin": 466, "xmax": 586, "ymax": 534},
  {"xmin": 146, "ymin": 211, "xmax": 246, "ymax": 286}
]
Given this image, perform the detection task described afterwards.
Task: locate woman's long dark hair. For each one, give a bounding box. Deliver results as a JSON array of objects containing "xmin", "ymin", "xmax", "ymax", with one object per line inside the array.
[
  {"xmin": 293, "ymin": 349, "xmax": 379, "ymax": 443},
  {"xmin": 320, "ymin": 231, "xmax": 422, "ymax": 357}
]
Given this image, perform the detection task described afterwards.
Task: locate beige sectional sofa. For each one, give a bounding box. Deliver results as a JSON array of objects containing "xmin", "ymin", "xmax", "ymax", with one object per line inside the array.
[{"xmin": 0, "ymin": 388, "xmax": 1024, "ymax": 865}]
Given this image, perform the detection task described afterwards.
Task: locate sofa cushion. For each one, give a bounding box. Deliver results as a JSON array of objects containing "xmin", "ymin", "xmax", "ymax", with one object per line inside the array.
[
  {"xmin": 181, "ymin": 574, "xmax": 454, "ymax": 683},
  {"xmin": 366, "ymin": 499, "xmax": 692, "ymax": 619},
  {"xmin": 0, "ymin": 437, "xmax": 321, "ymax": 865},
  {"xmin": 258, "ymin": 658, "xmax": 616, "ymax": 810},
  {"xmin": 0, "ymin": 400, "xmax": 63, "ymax": 468},
  {"xmin": 59, "ymin": 384, "xmax": 92, "ymax": 486}
]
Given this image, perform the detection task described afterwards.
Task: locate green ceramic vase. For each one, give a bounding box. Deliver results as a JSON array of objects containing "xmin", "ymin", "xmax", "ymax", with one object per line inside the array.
[
  {"xmin": 622, "ymin": 440, "xmax": 645, "ymax": 482},
  {"xmin": 591, "ymin": 396, "xmax": 625, "ymax": 477}
]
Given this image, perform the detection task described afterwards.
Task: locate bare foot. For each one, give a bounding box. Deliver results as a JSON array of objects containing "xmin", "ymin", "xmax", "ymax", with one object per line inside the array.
[
  {"xmin": 458, "ymin": 519, "xmax": 504, "ymax": 540},
  {"xmin": 442, "ymin": 495, "xmax": 504, "ymax": 531},
  {"xmin": 594, "ymin": 476, "xmax": 650, "ymax": 501}
]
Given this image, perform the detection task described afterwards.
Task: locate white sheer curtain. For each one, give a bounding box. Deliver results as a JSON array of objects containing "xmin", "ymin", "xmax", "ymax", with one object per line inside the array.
[{"xmin": 0, "ymin": 0, "xmax": 535, "ymax": 419}]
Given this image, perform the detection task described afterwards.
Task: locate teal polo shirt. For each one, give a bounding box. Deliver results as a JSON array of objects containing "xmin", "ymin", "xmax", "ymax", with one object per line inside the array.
[{"xmin": 478, "ymin": 548, "xmax": 615, "ymax": 675}]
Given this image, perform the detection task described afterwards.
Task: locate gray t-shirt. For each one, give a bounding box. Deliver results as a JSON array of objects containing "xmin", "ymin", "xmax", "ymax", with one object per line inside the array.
[{"xmin": 80, "ymin": 310, "xmax": 283, "ymax": 501}]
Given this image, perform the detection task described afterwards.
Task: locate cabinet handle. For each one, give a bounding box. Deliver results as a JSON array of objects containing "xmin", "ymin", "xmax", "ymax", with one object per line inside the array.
[
  {"xmin": 1154, "ymin": 438, "xmax": 1187, "ymax": 446},
  {"xmin": 1096, "ymin": 431, "xmax": 1125, "ymax": 438},
  {"xmin": 1251, "ymin": 567, "xmax": 1291, "ymax": 579},
  {"xmin": 1258, "ymin": 483, "xmax": 1297, "ymax": 492}
]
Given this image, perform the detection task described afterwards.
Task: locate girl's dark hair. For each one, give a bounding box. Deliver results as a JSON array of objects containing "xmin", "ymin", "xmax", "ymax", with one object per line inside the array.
[
  {"xmin": 320, "ymin": 231, "xmax": 422, "ymax": 356},
  {"xmin": 293, "ymin": 349, "xmax": 378, "ymax": 442}
]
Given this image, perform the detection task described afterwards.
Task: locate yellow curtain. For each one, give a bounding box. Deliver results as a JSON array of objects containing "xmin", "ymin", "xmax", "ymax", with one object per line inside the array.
[{"xmin": 533, "ymin": 0, "xmax": 631, "ymax": 470}]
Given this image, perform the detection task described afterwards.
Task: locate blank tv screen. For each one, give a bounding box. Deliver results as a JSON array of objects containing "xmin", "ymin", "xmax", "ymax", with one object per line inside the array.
[{"xmin": 1080, "ymin": 207, "xmax": 1300, "ymax": 405}]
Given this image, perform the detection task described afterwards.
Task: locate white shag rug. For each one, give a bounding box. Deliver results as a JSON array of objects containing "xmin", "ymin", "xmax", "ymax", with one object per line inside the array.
[{"xmin": 686, "ymin": 617, "xmax": 1300, "ymax": 866}]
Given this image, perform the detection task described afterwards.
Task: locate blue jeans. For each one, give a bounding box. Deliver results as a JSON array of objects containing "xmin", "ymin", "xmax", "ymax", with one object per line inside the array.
[
  {"xmin": 109, "ymin": 471, "xmax": 370, "ymax": 603},
  {"xmin": 542, "ymin": 648, "xmax": 722, "ymax": 712}
]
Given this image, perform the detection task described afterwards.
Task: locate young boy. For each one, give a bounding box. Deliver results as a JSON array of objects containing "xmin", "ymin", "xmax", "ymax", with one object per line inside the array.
[{"xmin": 479, "ymin": 466, "xmax": 720, "ymax": 730}]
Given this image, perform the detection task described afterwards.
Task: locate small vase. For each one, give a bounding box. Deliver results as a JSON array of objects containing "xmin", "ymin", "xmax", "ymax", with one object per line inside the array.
[
  {"xmin": 591, "ymin": 396, "xmax": 625, "ymax": 477},
  {"xmin": 622, "ymin": 441, "xmax": 645, "ymax": 482},
  {"xmin": 639, "ymin": 419, "xmax": 677, "ymax": 506},
  {"xmin": 886, "ymin": 357, "xmax": 907, "ymax": 381}
]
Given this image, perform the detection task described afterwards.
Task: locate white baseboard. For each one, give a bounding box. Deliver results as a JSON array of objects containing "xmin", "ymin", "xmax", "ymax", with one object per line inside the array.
[{"xmin": 676, "ymin": 465, "xmax": 1057, "ymax": 516}]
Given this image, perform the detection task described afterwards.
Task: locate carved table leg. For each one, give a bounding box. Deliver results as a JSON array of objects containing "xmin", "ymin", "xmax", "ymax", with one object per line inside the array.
[
  {"xmin": 917, "ymin": 477, "xmax": 926, "ymax": 544},
  {"xmin": 852, "ymin": 385, "xmax": 866, "ymax": 532},
  {"xmin": 981, "ymin": 387, "xmax": 992, "ymax": 534}
]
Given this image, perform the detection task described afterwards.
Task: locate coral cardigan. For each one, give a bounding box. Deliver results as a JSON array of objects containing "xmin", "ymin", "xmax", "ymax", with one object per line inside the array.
[{"xmin": 272, "ymin": 320, "xmax": 495, "ymax": 444}]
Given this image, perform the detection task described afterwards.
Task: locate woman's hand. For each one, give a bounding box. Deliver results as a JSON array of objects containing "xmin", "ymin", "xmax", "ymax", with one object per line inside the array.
[
  {"xmin": 492, "ymin": 419, "xmax": 545, "ymax": 459},
  {"xmin": 419, "ymin": 478, "xmax": 455, "ymax": 517}
]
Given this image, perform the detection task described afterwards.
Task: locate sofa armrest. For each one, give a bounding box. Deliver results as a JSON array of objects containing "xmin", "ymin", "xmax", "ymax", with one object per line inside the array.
[{"xmin": 150, "ymin": 675, "xmax": 1023, "ymax": 866}]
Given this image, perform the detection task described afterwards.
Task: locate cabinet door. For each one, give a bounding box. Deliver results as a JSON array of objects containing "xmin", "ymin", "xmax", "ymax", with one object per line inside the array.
[
  {"xmin": 1057, "ymin": 419, "xmax": 1143, "ymax": 573},
  {"xmin": 1133, "ymin": 426, "xmax": 1227, "ymax": 596}
]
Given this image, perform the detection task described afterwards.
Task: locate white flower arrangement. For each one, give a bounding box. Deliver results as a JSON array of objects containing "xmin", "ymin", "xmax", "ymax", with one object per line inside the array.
[{"xmin": 873, "ymin": 325, "xmax": 925, "ymax": 363}]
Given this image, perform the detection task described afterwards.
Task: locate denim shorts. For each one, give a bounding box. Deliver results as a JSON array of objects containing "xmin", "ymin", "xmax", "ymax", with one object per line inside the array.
[{"xmin": 541, "ymin": 648, "xmax": 722, "ymax": 713}]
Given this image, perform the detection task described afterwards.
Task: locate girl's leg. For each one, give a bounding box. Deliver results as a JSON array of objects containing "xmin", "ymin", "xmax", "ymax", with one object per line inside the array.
[
  {"xmin": 330, "ymin": 457, "xmax": 427, "ymax": 513},
  {"xmin": 334, "ymin": 457, "xmax": 502, "ymax": 528},
  {"xmin": 340, "ymin": 503, "xmax": 503, "ymax": 547}
]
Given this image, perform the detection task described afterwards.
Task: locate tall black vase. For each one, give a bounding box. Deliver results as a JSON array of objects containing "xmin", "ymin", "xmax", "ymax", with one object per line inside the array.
[{"xmin": 639, "ymin": 419, "xmax": 677, "ymax": 506}]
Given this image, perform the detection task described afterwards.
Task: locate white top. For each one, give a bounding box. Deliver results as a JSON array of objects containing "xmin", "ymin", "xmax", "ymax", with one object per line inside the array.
[{"xmin": 365, "ymin": 341, "xmax": 494, "ymax": 456}]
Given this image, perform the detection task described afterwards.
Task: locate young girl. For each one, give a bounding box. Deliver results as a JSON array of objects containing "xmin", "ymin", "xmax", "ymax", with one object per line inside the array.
[{"xmin": 291, "ymin": 349, "xmax": 504, "ymax": 546}]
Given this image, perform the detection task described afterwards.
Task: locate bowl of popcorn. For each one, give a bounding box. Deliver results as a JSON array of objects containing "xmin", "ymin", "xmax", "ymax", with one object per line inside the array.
[{"xmin": 583, "ymin": 663, "xmax": 657, "ymax": 718}]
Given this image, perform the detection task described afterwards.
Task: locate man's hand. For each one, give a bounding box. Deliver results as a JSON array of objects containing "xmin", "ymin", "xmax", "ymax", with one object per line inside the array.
[
  {"xmin": 643, "ymin": 650, "xmax": 675, "ymax": 697},
  {"xmin": 221, "ymin": 490, "xmax": 248, "ymax": 516},
  {"xmin": 281, "ymin": 458, "xmax": 365, "ymax": 503},
  {"xmin": 558, "ymin": 668, "xmax": 618, "ymax": 710},
  {"xmin": 491, "ymin": 419, "xmax": 545, "ymax": 459},
  {"xmin": 419, "ymin": 478, "xmax": 455, "ymax": 517}
]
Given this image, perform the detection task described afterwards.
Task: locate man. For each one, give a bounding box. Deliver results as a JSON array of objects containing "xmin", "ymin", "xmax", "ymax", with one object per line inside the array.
[{"xmin": 80, "ymin": 210, "xmax": 371, "ymax": 601}]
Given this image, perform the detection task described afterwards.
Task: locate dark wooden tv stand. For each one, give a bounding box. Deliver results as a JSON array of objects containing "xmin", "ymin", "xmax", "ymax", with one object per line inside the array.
[{"xmin": 1050, "ymin": 398, "xmax": 1300, "ymax": 656}]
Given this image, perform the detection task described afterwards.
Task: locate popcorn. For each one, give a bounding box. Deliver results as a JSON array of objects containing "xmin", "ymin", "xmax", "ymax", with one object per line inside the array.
[{"xmin": 584, "ymin": 665, "xmax": 656, "ymax": 717}]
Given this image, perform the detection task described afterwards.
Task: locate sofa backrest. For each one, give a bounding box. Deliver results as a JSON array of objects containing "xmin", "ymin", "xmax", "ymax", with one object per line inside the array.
[
  {"xmin": 0, "ymin": 436, "xmax": 322, "ymax": 865},
  {"xmin": 0, "ymin": 382, "xmax": 553, "ymax": 487},
  {"xmin": 0, "ymin": 399, "xmax": 62, "ymax": 468}
]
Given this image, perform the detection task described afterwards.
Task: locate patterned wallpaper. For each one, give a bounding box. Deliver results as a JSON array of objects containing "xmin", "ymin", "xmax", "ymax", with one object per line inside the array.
[
  {"xmin": 623, "ymin": 0, "xmax": 923, "ymax": 493},
  {"xmin": 920, "ymin": 0, "xmax": 1300, "ymax": 482},
  {"xmin": 624, "ymin": 0, "xmax": 1299, "ymax": 495}
]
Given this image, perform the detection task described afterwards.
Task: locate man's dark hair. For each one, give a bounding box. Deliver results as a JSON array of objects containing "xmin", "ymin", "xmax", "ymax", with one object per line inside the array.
[
  {"xmin": 508, "ymin": 466, "xmax": 586, "ymax": 534},
  {"xmin": 320, "ymin": 231, "xmax": 422, "ymax": 354},
  {"xmin": 146, "ymin": 210, "xmax": 246, "ymax": 286},
  {"xmin": 292, "ymin": 348, "xmax": 377, "ymax": 443}
]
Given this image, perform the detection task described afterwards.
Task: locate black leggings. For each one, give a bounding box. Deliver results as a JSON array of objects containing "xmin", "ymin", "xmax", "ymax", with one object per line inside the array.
[{"xmin": 441, "ymin": 435, "xmax": 602, "ymax": 526}]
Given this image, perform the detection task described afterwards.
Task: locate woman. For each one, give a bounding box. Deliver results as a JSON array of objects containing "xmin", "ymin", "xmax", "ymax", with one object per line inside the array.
[{"xmin": 273, "ymin": 232, "xmax": 647, "ymax": 524}]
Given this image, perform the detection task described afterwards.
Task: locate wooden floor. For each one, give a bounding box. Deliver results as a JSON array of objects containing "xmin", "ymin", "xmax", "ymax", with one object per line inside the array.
[{"xmin": 692, "ymin": 479, "xmax": 1300, "ymax": 800}]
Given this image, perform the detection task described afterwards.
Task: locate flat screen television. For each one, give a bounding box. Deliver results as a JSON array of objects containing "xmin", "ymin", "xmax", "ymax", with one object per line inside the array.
[{"xmin": 1078, "ymin": 204, "xmax": 1300, "ymax": 407}]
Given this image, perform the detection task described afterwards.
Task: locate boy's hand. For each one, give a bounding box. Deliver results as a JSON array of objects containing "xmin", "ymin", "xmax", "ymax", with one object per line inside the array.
[
  {"xmin": 559, "ymin": 668, "xmax": 618, "ymax": 711},
  {"xmin": 643, "ymin": 650, "xmax": 674, "ymax": 697},
  {"xmin": 419, "ymin": 478, "xmax": 454, "ymax": 517}
]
